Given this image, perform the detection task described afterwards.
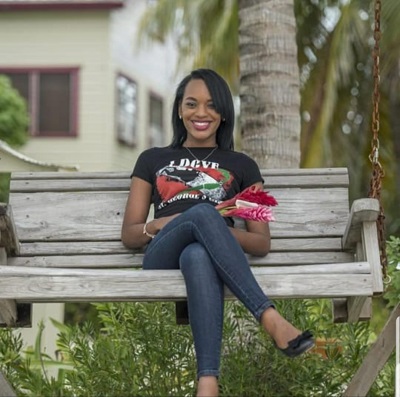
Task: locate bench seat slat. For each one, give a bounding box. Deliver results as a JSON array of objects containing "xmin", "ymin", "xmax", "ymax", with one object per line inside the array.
[
  {"xmin": 0, "ymin": 272, "xmax": 372, "ymax": 301},
  {"xmin": 17, "ymin": 237, "xmax": 345, "ymax": 256},
  {"xmin": 8, "ymin": 252, "xmax": 355, "ymax": 268},
  {"xmin": 0, "ymin": 262, "xmax": 370, "ymax": 276}
]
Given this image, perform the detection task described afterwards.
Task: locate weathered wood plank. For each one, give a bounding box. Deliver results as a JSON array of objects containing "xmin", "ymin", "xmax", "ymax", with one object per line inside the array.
[
  {"xmin": 347, "ymin": 296, "xmax": 368, "ymax": 322},
  {"xmin": 343, "ymin": 303, "xmax": 400, "ymax": 396},
  {"xmin": 10, "ymin": 192, "xmax": 127, "ymax": 241},
  {"xmin": 16, "ymin": 237, "xmax": 344, "ymax": 256},
  {"xmin": 10, "ymin": 173, "xmax": 349, "ymax": 192},
  {"xmin": 0, "ymin": 262, "xmax": 371, "ymax": 276},
  {"xmin": 0, "ymin": 272, "xmax": 372, "ymax": 301},
  {"xmin": 260, "ymin": 168, "xmax": 349, "ymax": 176},
  {"xmin": 332, "ymin": 298, "xmax": 372, "ymax": 323},
  {"xmin": 342, "ymin": 198, "xmax": 380, "ymax": 249},
  {"xmin": 8, "ymin": 251, "xmax": 356, "ymax": 268},
  {"xmin": 0, "ymin": 204, "xmax": 19, "ymax": 255},
  {"xmin": 0, "ymin": 300, "xmax": 17, "ymax": 326},
  {"xmin": 10, "ymin": 168, "xmax": 349, "ymax": 188},
  {"xmin": 10, "ymin": 178, "xmax": 131, "ymax": 193},
  {"xmin": 0, "ymin": 371, "xmax": 16, "ymax": 397},
  {"xmin": 361, "ymin": 221, "xmax": 384, "ymax": 294},
  {"xmin": 10, "ymin": 168, "xmax": 348, "ymax": 180},
  {"xmin": 9, "ymin": 188, "xmax": 349, "ymax": 241},
  {"xmin": 11, "ymin": 171, "xmax": 132, "ymax": 180},
  {"xmin": 0, "ymin": 245, "xmax": 18, "ymax": 326},
  {"xmin": 263, "ymin": 174, "xmax": 348, "ymax": 188}
]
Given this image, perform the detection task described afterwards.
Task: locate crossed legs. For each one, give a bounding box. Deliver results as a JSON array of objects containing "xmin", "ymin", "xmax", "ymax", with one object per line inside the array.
[{"xmin": 143, "ymin": 204, "xmax": 308, "ymax": 397}]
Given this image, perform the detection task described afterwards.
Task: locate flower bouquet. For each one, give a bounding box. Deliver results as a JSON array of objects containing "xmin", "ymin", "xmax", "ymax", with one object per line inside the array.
[{"xmin": 215, "ymin": 185, "xmax": 278, "ymax": 223}]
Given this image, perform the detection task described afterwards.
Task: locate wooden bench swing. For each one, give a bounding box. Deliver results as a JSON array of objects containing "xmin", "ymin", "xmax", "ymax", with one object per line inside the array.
[
  {"xmin": 0, "ymin": 1, "xmax": 388, "ymax": 335},
  {"xmin": 0, "ymin": 166, "xmax": 383, "ymax": 329}
]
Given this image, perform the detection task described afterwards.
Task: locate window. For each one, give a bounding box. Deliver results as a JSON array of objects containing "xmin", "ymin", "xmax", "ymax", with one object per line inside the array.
[
  {"xmin": 0, "ymin": 67, "xmax": 78, "ymax": 137},
  {"xmin": 148, "ymin": 93, "xmax": 164, "ymax": 147},
  {"xmin": 116, "ymin": 74, "xmax": 138, "ymax": 147}
]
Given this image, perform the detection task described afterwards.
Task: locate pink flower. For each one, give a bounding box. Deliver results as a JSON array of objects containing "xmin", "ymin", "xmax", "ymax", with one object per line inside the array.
[
  {"xmin": 222, "ymin": 206, "xmax": 275, "ymax": 222},
  {"xmin": 216, "ymin": 186, "xmax": 278, "ymax": 223}
]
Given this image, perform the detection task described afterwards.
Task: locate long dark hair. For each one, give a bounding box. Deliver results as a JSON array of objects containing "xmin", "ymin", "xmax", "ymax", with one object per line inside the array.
[{"xmin": 170, "ymin": 69, "xmax": 235, "ymax": 150}]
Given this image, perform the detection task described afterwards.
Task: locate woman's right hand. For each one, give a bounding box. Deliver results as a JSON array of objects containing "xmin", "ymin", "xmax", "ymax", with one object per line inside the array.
[
  {"xmin": 122, "ymin": 177, "xmax": 182, "ymax": 248},
  {"xmin": 148, "ymin": 214, "xmax": 181, "ymax": 234}
]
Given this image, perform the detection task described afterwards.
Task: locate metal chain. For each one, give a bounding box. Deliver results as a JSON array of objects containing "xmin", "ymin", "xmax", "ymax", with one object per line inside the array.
[{"xmin": 368, "ymin": 0, "xmax": 388, "ymax": 282}]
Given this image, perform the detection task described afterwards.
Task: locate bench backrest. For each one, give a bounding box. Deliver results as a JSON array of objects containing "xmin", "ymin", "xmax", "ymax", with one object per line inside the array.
[{"xmin": 8, "ymin": 168, "xmax": 352, "ymax": 268}]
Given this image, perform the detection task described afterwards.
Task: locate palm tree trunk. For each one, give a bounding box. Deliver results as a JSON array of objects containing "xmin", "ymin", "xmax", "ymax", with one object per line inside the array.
[{"xmin": 238, "ymin": 0, "xmax": 301, "ymax": 169}]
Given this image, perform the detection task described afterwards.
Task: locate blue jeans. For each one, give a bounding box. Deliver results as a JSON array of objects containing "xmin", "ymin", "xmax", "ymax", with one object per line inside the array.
[{"xmin": 143, "ymin": 203, "xmax": 274, "ymax": 378}]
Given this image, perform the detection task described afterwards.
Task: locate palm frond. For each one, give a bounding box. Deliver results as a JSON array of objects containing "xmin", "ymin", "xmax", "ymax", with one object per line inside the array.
[
  {"xmin": 302, "ymin": 0, "xmax": 370, "ymax": 167},
  {"xmin": 136, "ymin": 0, "xmax": 238, "ymax": 87}
]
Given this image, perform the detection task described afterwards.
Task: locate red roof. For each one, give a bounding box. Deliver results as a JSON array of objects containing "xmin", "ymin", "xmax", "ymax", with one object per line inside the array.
[{"xmin": 0, "ymin": 0, "xmax": 124, "ymax": 11}]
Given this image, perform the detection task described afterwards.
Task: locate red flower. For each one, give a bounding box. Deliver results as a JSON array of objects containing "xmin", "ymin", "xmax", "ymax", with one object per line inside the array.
[
  {"xmin": 236, "ymin": 185, "xmax": 278, "ymax": 206},
  {"xmin": 216, "ymin": 186, "xmax": 278, "ymax": 223}
]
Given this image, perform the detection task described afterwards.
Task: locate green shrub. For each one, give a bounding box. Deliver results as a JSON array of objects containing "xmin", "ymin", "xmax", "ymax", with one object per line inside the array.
[
  {"xmin": 0, "ymin": 75, "xmax": 29, "ymax": 147},
  {"xmin": 382, "ymin": 236, "xmax": 400, "ymax": 308}
]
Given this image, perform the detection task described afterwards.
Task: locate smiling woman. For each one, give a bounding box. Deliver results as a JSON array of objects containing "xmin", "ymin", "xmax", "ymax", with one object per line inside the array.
[
  {"xmin": 170, "ymin": 69, "xmax": 235, "ymax": 151},
  {"xmin": 179, "ymin": 79, "xmax": 222, "ymax": 147},
  {"xmin": 121, "ymin": 68, "xmax": 314, "ymax": 397}
]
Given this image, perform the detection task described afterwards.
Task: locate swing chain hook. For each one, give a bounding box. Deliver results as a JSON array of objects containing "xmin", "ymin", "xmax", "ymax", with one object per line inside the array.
[{"xmin": 368, "ymin": 0, "xmax": 388, "ymax": 284}]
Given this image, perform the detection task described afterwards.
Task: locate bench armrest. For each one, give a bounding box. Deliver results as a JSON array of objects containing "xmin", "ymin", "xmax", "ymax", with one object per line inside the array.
[
  {"xmin": 342, "ymin": 198, "xmax": 380, "ymax": 250},
  {"xmin": 342, "ymin": 198, "xmax": 383, "ymax": 295}
]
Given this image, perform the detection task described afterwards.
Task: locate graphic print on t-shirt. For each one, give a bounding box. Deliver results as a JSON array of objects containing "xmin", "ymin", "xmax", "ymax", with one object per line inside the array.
[{"xmin": 155, "ymin": 159, "xmax": 234, "ymax": 210}]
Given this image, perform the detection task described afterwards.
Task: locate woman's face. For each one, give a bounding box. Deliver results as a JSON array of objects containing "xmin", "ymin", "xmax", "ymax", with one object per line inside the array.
[{"xmin": 179, "ymin": 78, "xmax": 222, "ymax": 147}]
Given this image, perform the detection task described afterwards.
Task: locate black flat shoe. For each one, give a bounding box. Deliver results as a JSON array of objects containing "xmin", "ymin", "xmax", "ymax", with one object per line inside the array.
[{"xmin": 278, "ymin": 330, "xmax": 315, "ymax": 358}]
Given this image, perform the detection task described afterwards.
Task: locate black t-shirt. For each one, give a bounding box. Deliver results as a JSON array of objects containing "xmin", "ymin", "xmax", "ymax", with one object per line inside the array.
[{"xmin": 131, "ymin": 146, "xmax": 263, "ymax": 226}]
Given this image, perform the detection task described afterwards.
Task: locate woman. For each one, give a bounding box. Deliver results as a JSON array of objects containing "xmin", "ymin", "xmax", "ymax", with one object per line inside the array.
[{"xmin": 121, "ymin": 68, "xmax": 314, "ymax": 397}]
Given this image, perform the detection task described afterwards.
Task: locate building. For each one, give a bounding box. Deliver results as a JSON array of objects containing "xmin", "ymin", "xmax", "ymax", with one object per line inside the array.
[{"xmin": 0, "ymin": 0, "xmax": 181, "ymax": 172}]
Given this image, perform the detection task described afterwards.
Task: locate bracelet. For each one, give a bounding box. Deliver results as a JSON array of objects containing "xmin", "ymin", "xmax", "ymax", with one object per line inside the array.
[{"xmin": 143, "ymin": 222, "xmax": 156, "ymax": 239}]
